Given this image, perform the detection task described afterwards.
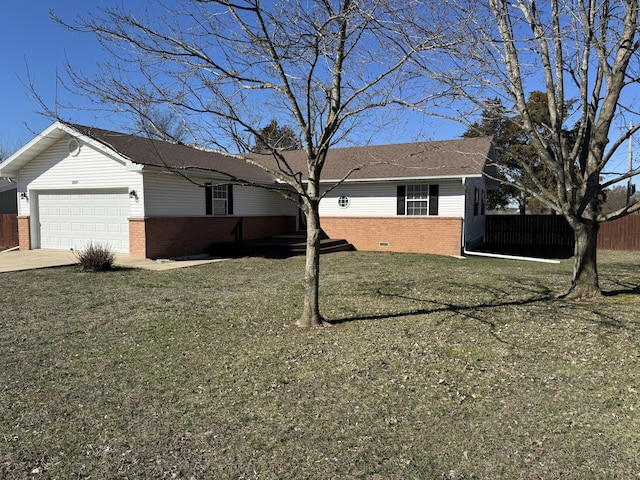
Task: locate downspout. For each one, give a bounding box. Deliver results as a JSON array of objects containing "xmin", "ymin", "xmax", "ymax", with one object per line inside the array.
[
  {"xmin": 461, "ymin": 177, "xmax": 466, "ymax": 253},
  {"xmin": 462, "ymin": 247, "xmax": 560, "ymax": 264}
]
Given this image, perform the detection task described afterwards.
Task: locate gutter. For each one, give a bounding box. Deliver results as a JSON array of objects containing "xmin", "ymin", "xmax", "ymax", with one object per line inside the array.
[
  {"xmin": 316, "ymin": 174, "xmax": 482, "ymax": 184},
  {"xmin": 463, "ymin": 248, "xmax": 560, "ymax": 264}
]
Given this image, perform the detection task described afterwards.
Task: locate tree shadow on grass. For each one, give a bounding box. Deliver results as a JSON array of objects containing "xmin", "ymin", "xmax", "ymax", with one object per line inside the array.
[
  {"xmin": 602, "ymin": 281, "xmax": 640, "ymax": 298},
  {"xmin": 328, "ymin": 277, "xmax": 640, "ymax": 335},
  {"xmin": 327, "ymin": 281, "xmax": 556, "ymax": 345}
]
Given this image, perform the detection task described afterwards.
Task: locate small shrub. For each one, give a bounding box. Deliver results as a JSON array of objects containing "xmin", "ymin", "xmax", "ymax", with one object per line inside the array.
[{"xmin": 76, "ymin": 242, "xmax": 115, "ymax": 271}]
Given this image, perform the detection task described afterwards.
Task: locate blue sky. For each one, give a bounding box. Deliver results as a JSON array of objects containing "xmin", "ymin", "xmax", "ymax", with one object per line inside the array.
[
  {"xmin": 0, "ymin": 2, "xmax": 109, "ymax": 149},
  {"xmin": 0, "ymin": 1, "xmax": 464, "ymax": 155},
  {"xmin": 0, "ymin": 2, "xmax": 632, "ymax": 177}
]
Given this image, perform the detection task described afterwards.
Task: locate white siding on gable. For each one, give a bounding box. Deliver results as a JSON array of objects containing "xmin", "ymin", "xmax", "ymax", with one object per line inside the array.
[
  {"xmin": 319, "ymin": 180, "xmax": 465, "ymax": 217},
  {"xmin": 143, "ymin": 173, "xmax": 297, "ymax": 217},
  {"xmin": 18, "ymin": 135, "xmax": 143, "ymax": 217}
]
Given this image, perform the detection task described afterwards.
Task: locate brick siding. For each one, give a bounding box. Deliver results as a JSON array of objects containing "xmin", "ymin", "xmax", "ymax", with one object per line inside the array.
[
  {"xmin": 17, "ymin": 216, "xmax": 31, "ymax": 251},
  {"xmin": 130, "ymin": 215, "xmax": 296, "ymax": 258},
  {"xmin": 320, "ymin": 216, "xmax": 463, "ymax": 256},
  {"xmin": 128, "ymin": 218, "xmax": 147, "ymax": 257}
]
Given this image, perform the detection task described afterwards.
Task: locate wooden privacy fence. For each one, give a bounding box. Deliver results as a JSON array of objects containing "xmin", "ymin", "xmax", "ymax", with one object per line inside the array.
[
  {"xmin": 0, "ymin": 214, "xmax": 18, "ymax": 248},
  {"xmin": 485, "ymin": 214, "xmax": 640, "ymax": 251},
  {"xmin": 598, "ymin": 215, "xmax": 640, "ymax": 250},
  {"xmin": 485, "ymin": 215, "xmax": 574, "ymax": 247}
]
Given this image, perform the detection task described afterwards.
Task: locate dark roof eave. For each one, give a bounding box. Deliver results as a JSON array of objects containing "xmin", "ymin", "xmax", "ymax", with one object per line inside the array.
[
  {"xmin": 314, "ymin": 173, "xmax": 484, "ymax": 184},
  {"xmin": 134, "ymin": 162, "xmax": 278, "ymax": 185}
]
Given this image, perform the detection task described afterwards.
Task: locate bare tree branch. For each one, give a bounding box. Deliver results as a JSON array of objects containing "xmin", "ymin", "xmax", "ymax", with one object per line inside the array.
[
  {"xmin": 52, "ymin": 0, "xmax": 437, "ymax": 326},
  {"xmin": 414, "ymin": 0, "xmax": 640, "ymax": 298}
]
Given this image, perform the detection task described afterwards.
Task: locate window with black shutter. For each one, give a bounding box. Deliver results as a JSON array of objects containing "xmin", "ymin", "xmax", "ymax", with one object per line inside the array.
[
  {"xmin": 397, "ymin": 184, "xmax": 439, "ymax": 216},
  {"xmin": 205, "ymin": 183, "xmax": 232, "ymax": 215}
]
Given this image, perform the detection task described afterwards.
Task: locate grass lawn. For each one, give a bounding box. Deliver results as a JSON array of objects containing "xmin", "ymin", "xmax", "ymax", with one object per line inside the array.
[{"xmin": 1, "ymin": 250, "xmax": 639, "ymax": 479}]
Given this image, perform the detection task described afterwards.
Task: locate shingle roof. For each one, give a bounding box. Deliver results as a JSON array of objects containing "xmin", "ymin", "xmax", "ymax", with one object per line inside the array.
[
  {"xmin": 258, "ymin": 137, "xmax": 494, "ymax": 182},
  {"xmin": 69, "ymin": 123, "xmax": 275, "ymax": 183},
  {"xmin": 70, "ymin": 123, "xmax": 493, "ymax": 183}
]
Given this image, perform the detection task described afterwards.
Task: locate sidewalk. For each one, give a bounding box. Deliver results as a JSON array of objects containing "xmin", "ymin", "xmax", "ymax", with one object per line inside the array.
[{"xmin": 0, "ymin": 249, "xmax": 225, "ymax": 273}]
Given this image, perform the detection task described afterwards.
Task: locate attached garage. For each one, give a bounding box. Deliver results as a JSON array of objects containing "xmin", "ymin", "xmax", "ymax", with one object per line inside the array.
[
  {"xmin": 36, "ymin": 189, "xmax": 130, "ymax": 253},
  {"xmin": 0, "ymin": 121, "xmax": 299, "ymax": 259},
  {"xmin": 0, "ymin": 120, "xmax": 497, "ymax": 260}
]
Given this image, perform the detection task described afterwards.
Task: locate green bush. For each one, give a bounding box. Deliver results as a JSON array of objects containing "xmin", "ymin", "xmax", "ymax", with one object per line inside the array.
[{"xmin": 76, "ymin": 242, "xmax": 115, "ymax": 271}]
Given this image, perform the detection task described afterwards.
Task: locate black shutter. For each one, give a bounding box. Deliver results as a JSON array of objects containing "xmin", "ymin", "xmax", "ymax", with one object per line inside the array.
[
  {"xmin": 227, "ymin": 184, "xmax": 234, "ymax": 215},
  {"xmin": 397, "ymin": 185, "xmax": 405, "ymax": 215},
  {"xmin": 205, "ymin": 183, "xmax": 212, "ymax": 215},
  {"xmin": 429, "ymin": 184, "xmax": 439, "ymax": 216},
  {"xmin": 474, "ymin": 187, "xmax": 479, "ymax": 216}
]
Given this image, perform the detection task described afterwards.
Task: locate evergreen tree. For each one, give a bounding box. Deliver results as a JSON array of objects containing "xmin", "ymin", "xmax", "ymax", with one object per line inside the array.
[
  {"xmin": 464, "ymin": 92, "xmax": 569, "ymax": 214},
  {"xmin": 252, "ymin": 120, "xmax": 301, "ymax": 153}
]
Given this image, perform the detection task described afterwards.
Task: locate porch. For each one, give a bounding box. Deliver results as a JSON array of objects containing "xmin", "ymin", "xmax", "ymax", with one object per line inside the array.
[{"xmin": 208, "ymin": 234, "xmax": 354, "ymax": 258}]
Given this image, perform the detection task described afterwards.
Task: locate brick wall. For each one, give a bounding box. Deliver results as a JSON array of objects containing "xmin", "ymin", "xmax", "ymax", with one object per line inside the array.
[
  {"xmin": 321, "ymin": 216, "xmax": 463, "ymax": 256},
  {"xmin": 128, "ymin": 218, "xmax": 147, "ymax": 257},
  {"xmin": 17, "ymin": 216, "xmax": 31, "ymax": 251},
  {"xmin": 131, "ymin": 215, "xmax": 296, "ymax": 259}
]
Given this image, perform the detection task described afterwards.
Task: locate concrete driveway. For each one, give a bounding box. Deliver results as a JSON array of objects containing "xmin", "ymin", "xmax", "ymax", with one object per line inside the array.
[{"xmin": 0, "ymin": 249, "xmax": 225, "ymax": 273}]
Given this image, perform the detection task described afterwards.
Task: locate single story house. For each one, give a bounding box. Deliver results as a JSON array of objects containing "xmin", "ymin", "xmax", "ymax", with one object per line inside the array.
[
  {"xmin": 0, "ymin": 121, "xmax": 496, "ymax": 258},
  {"xmin": 251, "ymin": 137, "xmax": 497, "ymax": 256},
  {"xmin": 0, "ymin": 121, "xmax": 296, "ymax": 258}
]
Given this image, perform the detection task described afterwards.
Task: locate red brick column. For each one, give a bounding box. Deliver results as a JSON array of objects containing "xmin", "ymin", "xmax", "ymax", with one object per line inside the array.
[
  {"xmin": 128, "ymin": 218, "xmax": 147, "ymax": 257},
  {"xmin": 17, "ymin": 216, "xmax": 31, "ymax": 251}
]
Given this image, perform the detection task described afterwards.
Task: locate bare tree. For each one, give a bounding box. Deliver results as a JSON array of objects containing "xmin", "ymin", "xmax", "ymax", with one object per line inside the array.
[
  {"xmin": 602, "ymin": 185, "xmax": 639, "ymax": 214},
  {"xmin": 54, "ymin": 0, "xmax": 433, "ymax": 326},
  {"xmin": 415, "ymin": 0, "xmax": 640, "ymax": 298},
  {"xmin": 134, "ymin": 107, "xmax": 189, "ymax": 144},
  {"xmin": 0, "ymin": 140, "xmax": 20, "ymax": 162},
  {"xmin": 0, "ymin": 145, "xmax": 9, "ymax": 162}
]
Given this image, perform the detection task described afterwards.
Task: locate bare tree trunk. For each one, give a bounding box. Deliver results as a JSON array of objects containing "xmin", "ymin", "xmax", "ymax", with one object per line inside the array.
[
  {"xmin": 518, "ymin": 192, "xmax": 526, "ymax": 215},
  {"xmin": 295, "ymin": 201, "xmax": 326, "ymax": 328},
  {"xmin": 565, "ymin": 220, "xmax": 601, "ymax": 299}
]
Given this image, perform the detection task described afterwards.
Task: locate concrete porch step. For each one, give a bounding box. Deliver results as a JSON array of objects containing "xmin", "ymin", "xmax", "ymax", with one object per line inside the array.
[{"xmin": 209, "ymin": 235, "xmax": 354, "ymax": 258}]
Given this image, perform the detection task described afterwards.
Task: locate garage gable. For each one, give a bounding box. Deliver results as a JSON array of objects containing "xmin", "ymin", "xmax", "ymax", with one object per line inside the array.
[
  {"xmin": 2, "ymin": 123, "xmax": 144, "ymax": 255},
  {"xmin": 19, "ymin": 136, "xmax": 139, "ymax": 195}
]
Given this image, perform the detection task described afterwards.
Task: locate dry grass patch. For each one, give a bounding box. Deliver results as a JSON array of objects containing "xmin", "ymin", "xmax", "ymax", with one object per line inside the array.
[{"xmin": 1, "ymin": 251, "xmax": 639, "ymax": 478}]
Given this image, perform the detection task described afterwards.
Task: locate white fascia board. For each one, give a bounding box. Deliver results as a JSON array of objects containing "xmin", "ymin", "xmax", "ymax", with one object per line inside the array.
[
  {"xmin": 316, "ymin": 174, "xmax": 482, "ymax": 184},
  {"xmin": 60, "ymin": 124, "xmax": 138, "ymax": 168},
  {"xmin": 0, "ymin": 121, "xmax": 140, "ymax": 177},
  {"xmin": 30, "ymin": 122, "xmax": 139, "ymax": 170},
  {"xmin": 0, "ymin": 122, "xmax": 68, "ymax": 177},
  {"xmin": 125, "ymin": 161, "xmax": 144, "ymax": 171}
]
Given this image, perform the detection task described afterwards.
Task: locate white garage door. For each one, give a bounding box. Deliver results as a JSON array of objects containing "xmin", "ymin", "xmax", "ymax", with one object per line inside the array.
[{"xmin": 38, "ymin": 190, "xmax": 130, "ymax": 253}]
